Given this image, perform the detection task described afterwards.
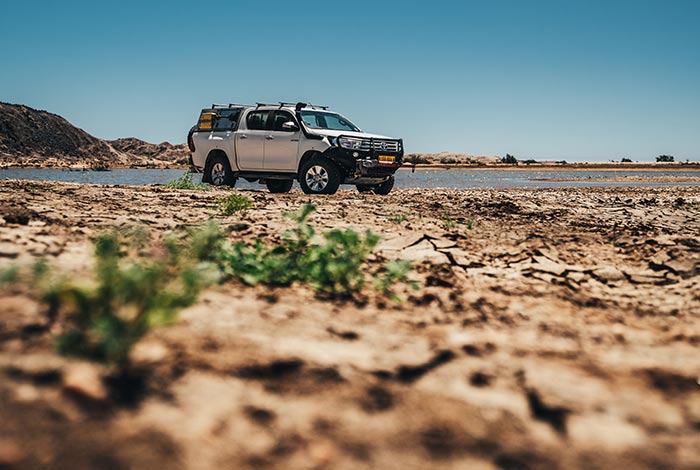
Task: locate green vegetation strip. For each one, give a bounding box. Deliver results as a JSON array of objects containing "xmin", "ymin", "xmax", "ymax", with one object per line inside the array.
[
  {"xmin": 1, "ymin": 205, "xmax": 418, "ymax": 365},
  {"xmin": 166, "ymin": 171, "xmax": 210, "ymax": 190}
]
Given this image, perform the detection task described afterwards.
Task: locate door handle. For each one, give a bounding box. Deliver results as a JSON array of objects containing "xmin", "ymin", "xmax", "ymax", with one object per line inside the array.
[
  {"xmin": 239, "ymin": 134, "xmax": 248, "ymax": 139},
  {"xmin": 265, "ymin": 135, "xmax": 274, "ymax": 140}
]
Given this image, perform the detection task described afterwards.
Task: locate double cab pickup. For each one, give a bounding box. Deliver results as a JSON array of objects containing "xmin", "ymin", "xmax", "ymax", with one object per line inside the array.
[{"xmin": 188, "ymin": 102, "xmax": 403, "ymax": 194}]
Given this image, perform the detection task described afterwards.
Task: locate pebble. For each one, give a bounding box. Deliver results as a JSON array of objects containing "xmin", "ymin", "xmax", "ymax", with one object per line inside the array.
[
  {"xmin": 13, "ymin": 384, "xmax": 40, "ymax": 402},
  {"xmin": 131, "ymin": 340, "xmax": 169, "ymax": 364},
  {"xmin": 0, "ymin": 439, "xmax": 25, "ymax": 468},
  {"xmin": 592, "ymin": 266, "xmax": 625, "ymax": 282},
  {"xmin": 62, "ymin": 363, "xmax": 108, "ymax": 401}
]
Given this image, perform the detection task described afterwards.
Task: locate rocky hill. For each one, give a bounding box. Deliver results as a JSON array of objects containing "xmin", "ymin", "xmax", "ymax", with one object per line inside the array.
[{"xmin": 0, "ymin": 102, "xmax": 188, "ymax": 168}]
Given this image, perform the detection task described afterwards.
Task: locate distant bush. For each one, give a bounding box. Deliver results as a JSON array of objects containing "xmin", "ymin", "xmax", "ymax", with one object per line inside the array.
[
  {"xmin": 501, "ymin": 154, "xmax": 517, "ymax": 164},
  {"xmin": 522, "ymin": 159, "xmax": 537, "ymax": 164},
  {"xmin": 621, "ymin": 158, "xmax": 633, "ymax": 163},
  {"xmin": 217, "ymin": 194, "xmax": 253, "ymax": 215},
  {"xmin": 440, "ymin": 157, "xmax": 457, "ymax": 164},
  {"xmin": 166, "ymin": 171, "xmax": 210, "ymax": 190},
  {"xmin": 656, "ymin": 155, "xmax": 675, "ymax": 162}
]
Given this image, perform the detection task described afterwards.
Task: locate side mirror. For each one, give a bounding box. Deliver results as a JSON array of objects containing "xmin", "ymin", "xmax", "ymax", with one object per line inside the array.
[{"xmin": 282, "ymin": 121, "xmax": 299, "ymax": 132}]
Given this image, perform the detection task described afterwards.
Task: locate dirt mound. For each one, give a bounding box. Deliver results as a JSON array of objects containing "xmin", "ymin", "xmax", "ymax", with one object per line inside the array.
[
  {"xmin": 0, "ymin": 103, "xmax": 187, "ymax": 168},
  {"xmin": 109, "ymin": 137, "xmax": 188, "ymax": 166}
]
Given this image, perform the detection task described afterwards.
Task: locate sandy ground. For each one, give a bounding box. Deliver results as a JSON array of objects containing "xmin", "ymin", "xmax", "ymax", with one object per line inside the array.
[{"xmin": 1, "ymin": 180, "xmax": 700, "ymax": 470}]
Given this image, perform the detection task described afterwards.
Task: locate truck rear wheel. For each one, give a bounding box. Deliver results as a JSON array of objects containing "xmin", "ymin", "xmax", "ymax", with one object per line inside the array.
[
  {"xmin": 266, "ymin": 179, "xmax": 293, "ymax": 193},
  {"xmin": 373, "ymin": 176, "xmax": 394, "ymax": 195},
  {"xmin": 299, "ymin": 158, "xmax": 340, "ymax": 195},
  {"xmin": 356, "ymin": 176, "xmax": 394, "ymax": 195},
  {"xmin": 205, "ymin": 155, "xmax": 236, "ymax": 187}
]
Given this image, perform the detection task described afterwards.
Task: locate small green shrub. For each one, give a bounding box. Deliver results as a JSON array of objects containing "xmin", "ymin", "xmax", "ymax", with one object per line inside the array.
[
  {"xmin": 215, "ymin": 204, "xmax": 416, "ymax": 299},
  {"xmin": 47, "ymin": 229, "xmax": 214, "ymax": 365},
  {"xmin": 442, "ymin": 214, "xmax": 457, "ymax": 229},
  {"xmin": 441, "ymin": 213, "xmax": 473, "ymax": 230},
  {"xmin": 0, "ymin": 264, "xmax": 19, "ymax": 286},
  {"xmin": 389, "ymin": 214, "xmax": 408, "ymax": 224},
  {"xmin": 166, "ymin": 171, "xmax": 210, "ymax": 190},
  {"xmin": 374, "ymin": 260, "xmax": 419, "ymax": 302},
  {"xmin": 217, "ymin": 194, "xmax": 253, "ymax": 215},
  {"xmin": 305, "ymin": 228, "xmax": 380, "ymax": 296}
]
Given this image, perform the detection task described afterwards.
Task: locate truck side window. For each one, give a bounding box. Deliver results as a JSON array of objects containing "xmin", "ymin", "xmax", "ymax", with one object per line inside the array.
[
  {"xmin": 301, "ymin": 113, "xmax": 319, "ymax": 128},
  {"xmin": 271, "ymin": 111, "xmax": 297, "ymax": 132},
  {"xmin": 213, "ymin": 109, "xmax": 241, "ymax": 131},
  {"xmin": 246, "ymin": 111, "xmax": 270, "ymax": 130}
]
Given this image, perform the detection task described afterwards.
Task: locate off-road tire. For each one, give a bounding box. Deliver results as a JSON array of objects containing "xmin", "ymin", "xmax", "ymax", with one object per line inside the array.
[
  {"xmin": 204, "ymin": 155, "xmax": 236, "ymax": 187},
  {"xmin": 299, "ymin": 157, "xmax": 341, "ymax": 195},
  {"xmin": 373, "ymin": 176, "xmax": 394, "ymax": 195},
  {"xmin": 356, "ymin": 184, "xmax": 373, "ymax": 193},
  {"xmin": 266, "ymin": 179, "xmax": 294, "ymax": 193}
]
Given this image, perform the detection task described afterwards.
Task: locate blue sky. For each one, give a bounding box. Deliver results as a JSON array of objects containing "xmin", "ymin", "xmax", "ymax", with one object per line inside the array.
[{"xmin": 1, "ymin": 0, "xmax": 699, "ymax": 161}]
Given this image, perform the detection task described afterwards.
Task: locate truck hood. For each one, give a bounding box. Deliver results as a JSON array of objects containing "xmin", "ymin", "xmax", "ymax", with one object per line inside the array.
[{"xmin": 309, "ymin": 129, "xmax": 396, "ymax": 140}]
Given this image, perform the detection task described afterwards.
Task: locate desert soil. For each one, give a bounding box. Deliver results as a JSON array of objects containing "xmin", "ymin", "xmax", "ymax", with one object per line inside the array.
[{"xmin": 1, "ymin": 180, "xmax": 699, "ymax": 470}]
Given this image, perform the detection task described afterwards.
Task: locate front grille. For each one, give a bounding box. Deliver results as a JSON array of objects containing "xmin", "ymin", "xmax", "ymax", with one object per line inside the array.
[{"xmin": 356, "ymin": 139, "xmax": 401, "ymax": 152}]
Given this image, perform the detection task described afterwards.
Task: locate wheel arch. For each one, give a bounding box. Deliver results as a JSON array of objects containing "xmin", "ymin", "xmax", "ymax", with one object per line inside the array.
[
  {"xmin": 205, "ymin": 148, "xmax": 231, "ymax": 171},
  {"xmin": 202, "ymin": 149, "xmax": 233, "ymax": 184},
  {"xmin": 297, "ymin": 150, "xmax": 323, "ymax": 174},
  {"xmin": 298, "ymin": 149, "xmax": 350, "ymax": 179}
]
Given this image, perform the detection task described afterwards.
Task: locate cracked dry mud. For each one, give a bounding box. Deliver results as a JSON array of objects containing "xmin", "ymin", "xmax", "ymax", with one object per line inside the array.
[{"xmin": 1, "ymin": 179, "xmax": 699, "ymax": 470}]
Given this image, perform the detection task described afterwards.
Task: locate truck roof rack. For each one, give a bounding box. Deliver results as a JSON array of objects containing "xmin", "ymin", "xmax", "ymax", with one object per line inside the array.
[
  {"xmin": 211, "ymin": 103, "xmax": 250, "ymax": 109},
  {"xmin": 253, "ymin": 102, "xmax": 330, "ymax": 110}
]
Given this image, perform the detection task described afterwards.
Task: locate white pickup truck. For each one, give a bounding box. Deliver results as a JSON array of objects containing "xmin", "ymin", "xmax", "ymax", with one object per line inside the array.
[{"xmin": 187, "ymin": 102, "xmax": 403, "ymax": 194}]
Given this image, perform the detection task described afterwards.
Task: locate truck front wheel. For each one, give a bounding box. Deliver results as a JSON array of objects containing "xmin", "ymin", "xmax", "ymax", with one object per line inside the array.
[{"xmin": 299, "ymin": 158, "xmax": 341, "ymax": 195}]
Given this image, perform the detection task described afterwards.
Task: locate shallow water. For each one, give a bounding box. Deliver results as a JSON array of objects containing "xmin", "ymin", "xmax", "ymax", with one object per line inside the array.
[{"xmin": 1, "ymin": 168, "xmax": 699, "ymax": 189}]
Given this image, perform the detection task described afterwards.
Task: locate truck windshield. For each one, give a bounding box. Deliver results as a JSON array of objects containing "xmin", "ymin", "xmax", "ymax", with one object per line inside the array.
[{"xmin": 300, "ymin": 111, "xmax": 360, "ymax": 132}]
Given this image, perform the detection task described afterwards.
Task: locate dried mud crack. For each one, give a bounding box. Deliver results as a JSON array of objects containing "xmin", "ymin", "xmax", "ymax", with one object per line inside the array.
[{"xmin": 1, "ymin": 180, "xmax": 700, "ymax": 470}]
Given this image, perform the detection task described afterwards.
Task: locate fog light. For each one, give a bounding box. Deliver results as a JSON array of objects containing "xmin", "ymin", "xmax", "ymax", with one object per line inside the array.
[{"xmin": 353, "ymin": 152, "xmax": 359, "ymax": 157}]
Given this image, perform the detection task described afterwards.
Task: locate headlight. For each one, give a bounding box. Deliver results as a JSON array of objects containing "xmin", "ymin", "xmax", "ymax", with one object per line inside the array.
[{"xmin": 338, "ymin": 137, "xmax": 364, "ymax": 150}]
